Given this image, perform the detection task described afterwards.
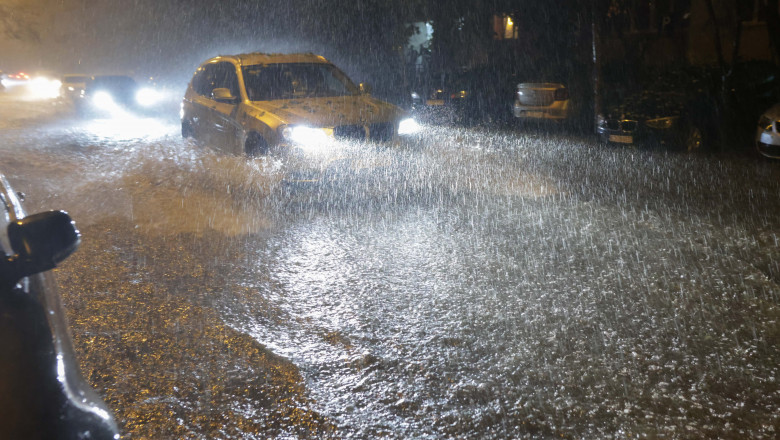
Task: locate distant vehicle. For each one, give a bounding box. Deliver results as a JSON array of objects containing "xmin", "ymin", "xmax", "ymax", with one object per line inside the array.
[
  {"xmin": 0, "ymin": 173, "xmax": 120, "ymax": 439},
  {"xmin": 596, "ymin": 61, "xmax": 780, "ymax": 151},
  {"xmin": 181, "ymin": 52, "xmax": 418, "ymax": 159},
  {"xmin": 1, "ymin": 71, "xmax": 30, "ymax": 90},
  {"xmin": 411, "ymin": 66, "xmax": 518, "ymax": 125},
  {"xmin": 513, "ymin": 82, "xmax": 570, "ymax": 123},
  {"xmin": 76, "ymin": 75, "xmax": 162, "ymax": 116},
  {"xmin": 756, "ymin": 102, "xmax": 780, "ymax": 158},
  {"xmin": 6, "ymin": 71, "xmax": 30, "ymax": 82},
  {"xmin": 60, "ymin": 74, "xmax": 90, "ymax": 101},
  {"xmin": 410, "ymin": 86, "xmax": 466, "ymax": 124}
]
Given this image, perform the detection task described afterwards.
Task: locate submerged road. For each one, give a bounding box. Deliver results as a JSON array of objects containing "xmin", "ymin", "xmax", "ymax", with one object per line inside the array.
[{"xmin": 1, "ymin": 92, "xmax": 778, "ymax": 438}]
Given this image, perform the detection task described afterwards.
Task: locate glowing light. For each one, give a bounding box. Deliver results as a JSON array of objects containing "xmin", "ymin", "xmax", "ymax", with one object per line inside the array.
[
  {"xmin": 282, "ymin": 125, "xmax": 330, "ymax": 146},
  {"xmin": 135, "ymin": 87, "xmax": 162, "ymax": 107},
  {"xmin": 84, "ymin": 114, "xmax": 173, "ymax": 140},
  {"xmin": 15, "ymin": 76, "xmax": 63, "ymax": 99},
  {"xmin": 92, "ymin": 91, "xmax": 118, "ymax": 111},
  {"xmin": 398, "ymin": 118, "xmax": 422, "ymax": 135}
]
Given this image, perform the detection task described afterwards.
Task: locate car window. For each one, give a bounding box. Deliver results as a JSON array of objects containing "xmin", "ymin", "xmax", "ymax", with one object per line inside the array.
[
  {"xmin": 241, "ymin": 62, "xmax": 359, "ymax": 101},
  {"xmin": 192, "ymin": 63, "xmax": 239, "ymax": 99},
  {"xmin": 214, "ymin": 62, "xmax": 240, "ymax": 98},
  {"xmin": 192, "ymin": 64, "xmax": 219, "ymax": 98}
]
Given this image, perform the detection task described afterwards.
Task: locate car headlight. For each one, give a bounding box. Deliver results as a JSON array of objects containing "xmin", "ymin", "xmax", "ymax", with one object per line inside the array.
[
  {"xmin": 92, "ymin": 91, "xmax": 116, "ymax": 109},
  {"xmin": 398, "ymin": 117, "xmax": 421, "ymax": 135},
  {"xmin": 645, "ymin": 116, "xmax": 677, "ymax": 130},
  {"xmin": 279, "ymin": 125, "xmax": 330, "ymax": 146},
  {"xmin": 136, "ymin": 87, "xmax": 161, "ymax": 107}
]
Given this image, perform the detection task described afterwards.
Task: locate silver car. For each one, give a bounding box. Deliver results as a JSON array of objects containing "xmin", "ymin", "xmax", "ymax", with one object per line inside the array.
[
  {"xmin": 756, "ymin": 103, "xmax": 780, "ymax": 158},
  {"xmin": 513, "ymin": 82, "xmax": 570, "ymax": 122}
]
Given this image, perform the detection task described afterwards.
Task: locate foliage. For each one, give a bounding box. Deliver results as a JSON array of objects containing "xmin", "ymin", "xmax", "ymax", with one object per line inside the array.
[{"xmin": 0, "ymin": 1, "xmax": 40, "ymax": 41}]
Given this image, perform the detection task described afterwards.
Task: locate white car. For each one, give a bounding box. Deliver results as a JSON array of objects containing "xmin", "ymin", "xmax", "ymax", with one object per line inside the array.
[
  {"xmin": 756, "ymin": 103, "xmax": 780, "ymax": 158},
  {"xmin": 513, "ymin": 82, "xmax": 570, "ymax": 122}
]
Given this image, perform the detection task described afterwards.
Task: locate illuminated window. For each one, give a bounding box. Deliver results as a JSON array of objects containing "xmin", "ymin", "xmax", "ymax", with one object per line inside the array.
[
  {"xmin": 504, "ymin": 16, "xmax": 516, "ymax": 39},
  {"xmin": 493, "ymin": 14, "xmax": 518, "ymax": 40}
]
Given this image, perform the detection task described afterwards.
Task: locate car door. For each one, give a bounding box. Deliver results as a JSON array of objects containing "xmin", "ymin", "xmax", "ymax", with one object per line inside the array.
[
  {"xmin": 209, "ymin": 62, "xmax": 244, "ymax": 154},
  {"xmin": 187, "ymin": 63, "xmax": 221, "ymax": 144}
]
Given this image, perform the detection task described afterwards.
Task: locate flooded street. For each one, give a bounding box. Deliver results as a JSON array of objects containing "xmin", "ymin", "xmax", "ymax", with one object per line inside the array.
[{"xmin": 1, "ymin": 93, "xmax": 778, "ymax": 438}]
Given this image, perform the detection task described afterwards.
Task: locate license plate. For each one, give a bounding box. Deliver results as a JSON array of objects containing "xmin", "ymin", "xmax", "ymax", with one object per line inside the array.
[
  {"xmin": 426, "ymin": 99, "xmax": 445, "ymax": 106},
  {"xmin": 609, "ymin": 134, "xmax": 633, "ymax": 144}
]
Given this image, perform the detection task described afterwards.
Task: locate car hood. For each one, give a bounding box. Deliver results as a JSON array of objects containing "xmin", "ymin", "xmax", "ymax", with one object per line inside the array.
[
  {"xmin": 247, "ymin": 95, "xmax": 405, "ymax": 127},
  {"xmin": 603, "ymin": 90, "xmax": 687, "ymax": 121}
]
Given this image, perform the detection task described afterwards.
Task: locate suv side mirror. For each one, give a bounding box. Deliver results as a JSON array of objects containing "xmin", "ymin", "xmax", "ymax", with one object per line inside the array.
[
  {"xmin": 4, "ymin": 211, "xmax": 80, "ymax": 282},
  {"xmin": 211, "ymin": 88, "xmax": 237, "ymax": 103},
  {"xmin": 359, "ymin": 83, "xmax": 372, "ymax": 95}
]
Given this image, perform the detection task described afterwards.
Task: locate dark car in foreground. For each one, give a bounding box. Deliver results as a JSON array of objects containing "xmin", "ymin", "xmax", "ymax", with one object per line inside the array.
[
  {"xmin": 596, "ymin": 61, "xmax": 780, "ymax": 151},
  {"xmin": 0, "ymin": 174, "xmax": 120, "ymax": 439}
]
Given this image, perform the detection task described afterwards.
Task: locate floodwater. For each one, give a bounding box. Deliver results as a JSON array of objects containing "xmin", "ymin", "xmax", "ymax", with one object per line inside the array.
[{"xmin": 1, "ymin": 90, "xmax": 778, "ymax": 438}]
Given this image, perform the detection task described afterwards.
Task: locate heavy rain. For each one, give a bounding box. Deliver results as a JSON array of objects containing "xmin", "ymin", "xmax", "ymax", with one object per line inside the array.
[{"xmin": 1, "ymin": 1, "xmax": 779, "ymax": 439}]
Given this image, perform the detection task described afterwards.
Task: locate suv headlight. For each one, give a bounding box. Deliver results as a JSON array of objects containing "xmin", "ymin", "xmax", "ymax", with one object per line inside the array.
[
  {"xmin": 398, "ymin": 118, "xmax": 421, "ymax": 135},
  {"xmin": 92, "ymin": 91, "xmax": 116, "ymax": 110},
  {"xmin": 645, "ymin": 116, "xmax": 677, "ymax": 130},
  {"xmin": 136, "ymin": 87, "xmax": 161, "ymax": 107},
  {"xmin": 279, "ymin": 125, "xmax": 329, "ymax": 146}
]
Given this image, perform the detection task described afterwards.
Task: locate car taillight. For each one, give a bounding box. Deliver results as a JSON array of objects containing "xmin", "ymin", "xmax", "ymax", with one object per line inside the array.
[{"xmin": 554, "ymin": 88, "xmax": 568, "ymax": 101}]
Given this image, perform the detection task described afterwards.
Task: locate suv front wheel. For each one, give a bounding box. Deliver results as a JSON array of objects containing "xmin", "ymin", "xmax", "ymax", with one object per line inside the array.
[{"xmin": 245, "ymin": 133, "xmax": 269, "ymax": 157}]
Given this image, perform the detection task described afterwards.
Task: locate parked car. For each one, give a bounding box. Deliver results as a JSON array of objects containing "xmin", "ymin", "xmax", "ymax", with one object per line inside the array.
[
  {"xmin": 0, "ymin": 173, "xmax": 120, "ymax": 439},
  {"xmin": 181, "ymin": 52, "xmax": 417, "ymax": 158},
  {"xmin": 410, "ymin": 66, "xmax": 519, "ymax": 126},
  {"xmin": 513, "ymin": 82, "xmax": 570, "ymax": 123},
  {"xmin": 410, "ymin": 86, "xmax": 465, "ymax": 124},
  {"xmin": 596, "ymin": 61, "xmax": 780, "ymax": 151},
  {"xmin": 75, "ymin": 75, "xmax": 162, "ymax": 116},
  {"xmin": 756, "ymin": 102, "xmax": 780, "ymax": 158}
]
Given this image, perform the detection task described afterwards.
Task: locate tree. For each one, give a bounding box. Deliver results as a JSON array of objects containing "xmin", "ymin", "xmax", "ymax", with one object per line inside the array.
[{"xmin": 0, "ymin": 1, "xmax": 41, "ymax": 41}]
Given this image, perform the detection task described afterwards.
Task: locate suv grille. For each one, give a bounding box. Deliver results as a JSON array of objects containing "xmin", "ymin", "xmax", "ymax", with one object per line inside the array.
[
  {"xmin": 334, "ymin": 122, "xmax": 395, "ymax": 142},
  {"xmin": 606, "ymin": 119, "xmax": 638, "ymax": 132}
]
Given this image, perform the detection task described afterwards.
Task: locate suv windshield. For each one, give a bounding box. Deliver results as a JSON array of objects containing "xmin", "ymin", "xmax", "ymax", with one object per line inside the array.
[
  {"xmin": 241, "ymin": 62, "xmax": 359, "ymax": 101},
  {"xmin": 63, "ymin": 75, "xmax": 89, "ymax": 84}
]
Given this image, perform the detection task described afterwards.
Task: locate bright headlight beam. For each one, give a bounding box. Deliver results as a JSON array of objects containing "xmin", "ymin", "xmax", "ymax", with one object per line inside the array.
[
  {"xmin": 287, "ymin": 126, "xmax": 329, "ymax": 146},
  {"xmin": 92, "ymin": 91, "xmax": 117, "ymax": 110},
  {"xmin": 135, "ymin": 87, "xmax": 161, "ymax": 107},
  {"xmin": 398, "ymin": 117, "xmax": 421, "ymax": 135}
]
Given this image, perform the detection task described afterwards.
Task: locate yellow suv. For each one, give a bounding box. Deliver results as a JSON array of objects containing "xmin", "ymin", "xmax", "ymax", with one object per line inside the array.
[{"xmin": 181, "ymin": 53, "xmax": 417, "ymax": 158}]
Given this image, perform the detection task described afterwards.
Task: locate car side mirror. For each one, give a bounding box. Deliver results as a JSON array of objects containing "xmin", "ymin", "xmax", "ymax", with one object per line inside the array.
[
  {"xmin": 359, "ymin": 83, "xmax": 372, "ymax": 95},
  {"xmin": 211, "ymin": 88, "xmax": 237, "ymax": 103},
  {"xmin": 4, "ymin": 211, "xmax": 80, "ymax": 282}
]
